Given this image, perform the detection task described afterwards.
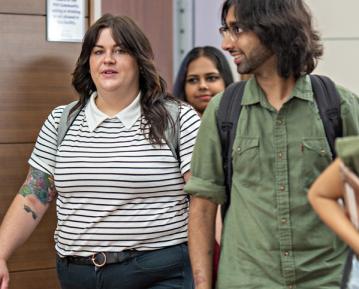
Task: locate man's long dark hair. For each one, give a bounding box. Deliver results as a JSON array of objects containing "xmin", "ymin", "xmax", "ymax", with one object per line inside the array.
[
  {"xmin": 221, "ymin": 0, "xmax": 323, "ymax": 79},
  {"xmin": 72, "ymin": 14, "xmax": 176, "ymax": 145}
]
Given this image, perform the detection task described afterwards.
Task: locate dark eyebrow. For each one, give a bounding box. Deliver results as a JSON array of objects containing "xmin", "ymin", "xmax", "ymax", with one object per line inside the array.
[
  {"xmin": 93, "ymin": 44, "xmax": 121, "ymax": 49},
  {"xmin": 186, "ymin": 74, "xmax": 199, "ymax": 78},
  {"xmin": 205, "ymin": 72, "xmax": 221, "ymax": 76},
  {"xmin": 186, "ymin": 72, "xmax": 220, "ymax": 78},
  {"xmin": 225, "ymin": 20, "xmax": 237, "ymax": 27},
  {"xmin": 229, "ymin": 22, "xmax": 241, "ymax": 28}
]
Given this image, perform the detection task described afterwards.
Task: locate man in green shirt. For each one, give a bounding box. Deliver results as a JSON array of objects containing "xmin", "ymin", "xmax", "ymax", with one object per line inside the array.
[{"xmin": 185, "ymin": 0, "xmax": 359, "ymax": 288}]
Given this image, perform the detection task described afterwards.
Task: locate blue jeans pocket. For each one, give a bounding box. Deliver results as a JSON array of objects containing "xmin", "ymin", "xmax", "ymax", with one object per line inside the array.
[{"xmin": 56, "ymin": 256, "xmax": 95, "ymax": 289}]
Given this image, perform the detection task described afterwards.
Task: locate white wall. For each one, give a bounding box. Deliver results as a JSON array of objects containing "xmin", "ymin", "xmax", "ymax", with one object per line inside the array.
[
  {"xmin": 306, "ymin": 0, "xmax": 359, "ymax": 94},
  {"xmin": 190, "ymin": 0, "xmax": 359, "ymax": 93},
  {"xmin": 172, "ymin": 0, "xmax": 238, "ymax": 81},
  {"xmin": 193, "ymin": 0, "xmax": 222, "ymax": 48},
  {"xmin": 193, "ymin": 0, "xmax": 239, "ymax": 80}
]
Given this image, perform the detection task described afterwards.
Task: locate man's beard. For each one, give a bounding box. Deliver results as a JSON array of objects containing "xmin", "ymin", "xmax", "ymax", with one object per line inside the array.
[{"xmin": 237, "ymin": 45, "xmax": 273, "ymax": 75}]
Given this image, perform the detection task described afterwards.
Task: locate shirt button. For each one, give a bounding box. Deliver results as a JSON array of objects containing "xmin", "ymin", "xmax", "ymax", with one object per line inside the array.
[
  {"xmin": 278, "ymin": 152, "xmax": 283, "ymax": 159},
  {"xmin": 284, "ymin": 251, "xmax": 289, "ymax": 256},
  {"xmin": 237, "ymin": 147, "xmax": 241, "ymax": 152},
  {"xmin": 280, "ymin": 185, "xmax": 285, "ymax": 191},
  {"xmin": 288, "ymin": 285, "xmax": 294, "ymax": 289},
  {"xmin": 276, "ymin": 119, "xmax": 283, "ymax": 125},
  {"xmin": 320, "ymin": 149, "xmax": 326, "ymax": 156},
  {"xmin": 281, "ymin": 218, "xmax": 288, "ymax": 224}
]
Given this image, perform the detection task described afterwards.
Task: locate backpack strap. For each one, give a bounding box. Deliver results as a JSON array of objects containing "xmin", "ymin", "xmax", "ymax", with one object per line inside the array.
[
  {"xmin": 164, "ymin": 101, "xmax": 181, "ymax": 161},
  {"xmin": 57, "ymin": 101, "xmax": 81, "ymax": 148},
  {"xmin": 216, "ymin": 81, "xmax": 246, "ymax": 218},
  {"xmin": 310, "ymin": 75, "xmax": 346, "ymax": 288},
  {"xmin": 310, "ymin": 74, "xmax": 342, "ymax": 158}
]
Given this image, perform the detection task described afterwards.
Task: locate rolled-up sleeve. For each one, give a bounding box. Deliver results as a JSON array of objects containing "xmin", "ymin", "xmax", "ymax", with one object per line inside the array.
[
  {"xmin": 335, "ymin": 85, "xmax": 359, "ymax": 174},
  {"xmin": 184, "ymin": 93, "xmax": 226, "ymax": 204},
  {"xmin": 336, "ymin": 136, "xmax": 359, "ymax": 175},
  {"xmin": 338, "ymin": 85, "xmax": 359, "ymax": 136}
]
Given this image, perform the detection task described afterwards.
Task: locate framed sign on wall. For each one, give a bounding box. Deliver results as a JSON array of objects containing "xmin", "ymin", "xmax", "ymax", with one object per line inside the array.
[{"xmin": 47, "ymin": 0, "xmax": 85, "ymax": 42}]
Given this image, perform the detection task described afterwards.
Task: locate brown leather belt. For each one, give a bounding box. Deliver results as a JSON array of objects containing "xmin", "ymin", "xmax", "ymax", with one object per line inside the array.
[{"xmin": 58, "ymin": 250, "xmax": 143, "ymax": 267}]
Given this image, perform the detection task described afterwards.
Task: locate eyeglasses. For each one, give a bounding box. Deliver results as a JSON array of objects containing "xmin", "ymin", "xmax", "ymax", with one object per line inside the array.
[{"xmin": 219, "ymin": 25, "xmax": 243, "ymax": 39}]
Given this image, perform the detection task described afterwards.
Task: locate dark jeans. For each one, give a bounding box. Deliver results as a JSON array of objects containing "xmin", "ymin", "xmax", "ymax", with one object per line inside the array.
[{"xmin": 56, "ymin": 243, "xmax": 194, "ymax": 289}]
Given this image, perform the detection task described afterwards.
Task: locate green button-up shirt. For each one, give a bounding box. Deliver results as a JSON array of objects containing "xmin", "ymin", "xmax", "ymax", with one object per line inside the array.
[{"xmin": 185, "ymin": 75, "xmax": 359, "ymax": 289}]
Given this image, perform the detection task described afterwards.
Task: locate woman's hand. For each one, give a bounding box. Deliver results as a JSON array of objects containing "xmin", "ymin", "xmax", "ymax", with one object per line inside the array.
[{"xmin": 0, "ymin": 259, "xmax": 9, "ymax": 289}]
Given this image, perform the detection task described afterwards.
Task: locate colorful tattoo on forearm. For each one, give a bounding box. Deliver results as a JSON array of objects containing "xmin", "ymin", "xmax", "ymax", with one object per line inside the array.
[{"xmin": 19, "ymin": 167, "xmax": 57, "ymax": 205}]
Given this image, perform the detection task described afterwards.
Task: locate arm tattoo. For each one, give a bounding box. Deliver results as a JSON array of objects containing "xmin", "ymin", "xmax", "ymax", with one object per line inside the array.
[
  {"xmin": 19, "ymin": 166, "xmax": 57, "ymax": 205},
  {"xmin": 24, "ymin": 205, "xmax": 38, "ymax": 220}
]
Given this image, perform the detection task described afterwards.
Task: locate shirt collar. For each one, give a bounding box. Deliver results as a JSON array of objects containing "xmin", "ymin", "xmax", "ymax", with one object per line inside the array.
[
  {"xmin": 241, "ymin": 75, "xmax": 314, "ymax": 106},
  {"xmin": 85, "ymin": 91, "xmax": 142, "ymax": 132}
]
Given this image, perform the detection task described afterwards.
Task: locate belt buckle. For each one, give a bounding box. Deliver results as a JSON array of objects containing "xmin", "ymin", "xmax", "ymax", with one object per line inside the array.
[{"xmin": 91, "ymin": 252, "xmax": 106, "ymax": 267}]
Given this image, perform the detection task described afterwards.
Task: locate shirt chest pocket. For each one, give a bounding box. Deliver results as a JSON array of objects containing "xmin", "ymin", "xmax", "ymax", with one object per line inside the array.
[
  {"xmin": 302, "ymin": 138, "xmax": 332, "ymax": 190},
  {"xmin": 232, "ymin": 137, "xmax": 260, "ymax": 187}
]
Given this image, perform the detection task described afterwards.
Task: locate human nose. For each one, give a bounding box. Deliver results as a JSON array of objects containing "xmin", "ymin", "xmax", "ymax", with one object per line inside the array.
[
  {"xmin": 221, "ymin": 34, "xmax": 235, "ymax": 51},
  {"xmin": 198, "ymin": 79, "xmax": 208, "ymax": 90},
  {"xmin": 104, "ymin": 51, "xmax": 115, "ymax": 63}
]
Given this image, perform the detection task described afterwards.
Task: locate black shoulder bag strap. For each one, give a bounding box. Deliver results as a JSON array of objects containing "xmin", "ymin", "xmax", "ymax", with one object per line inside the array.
[
  {"xmin": 57, "ymin": 101, "xmax": 85, "ymax": 148},
  {"xmin": 310, "ymin": 74, "xmax": 342, "ymax": 158},
  {"xmin": 216, "ymin": 81, "xmax": 246, "ymax": 218},
  {"xmin": 164, "ymin": 100, "xmax": 181, "ymax": 161}
]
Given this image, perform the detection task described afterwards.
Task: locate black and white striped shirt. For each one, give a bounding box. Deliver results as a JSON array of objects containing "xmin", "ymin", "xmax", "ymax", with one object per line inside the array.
[{"xmin": 29, "ymin": 92, "xmax": 200, "ymax": 256}]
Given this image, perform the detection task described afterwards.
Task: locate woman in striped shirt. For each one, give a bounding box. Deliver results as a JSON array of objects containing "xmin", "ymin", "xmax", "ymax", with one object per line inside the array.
[{"xmin": 0, "ymin": 14, "xmax": 200, "ymax": 289}]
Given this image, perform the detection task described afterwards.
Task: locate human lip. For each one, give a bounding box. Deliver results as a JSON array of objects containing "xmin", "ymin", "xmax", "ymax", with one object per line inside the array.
[
  {"xmin": 231, "ymin": 52, "xmax": 243, "ymax": 65},
  {"xmin": 197, "ymin": 94, "xmax": 212, "ymax": 101},
  {"xmin": 101, "ymin": 69, "xmax": 118, "ymax": 75}
]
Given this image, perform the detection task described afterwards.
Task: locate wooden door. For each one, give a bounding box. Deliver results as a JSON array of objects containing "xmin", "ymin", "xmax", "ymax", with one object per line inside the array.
[
  {"xmin": 0, "ymin": 1, "xmax": 87, "ymax": 288},
  {"xmin": 102, "ymin": 0, "xmax": 174, "ymax": 89}
]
